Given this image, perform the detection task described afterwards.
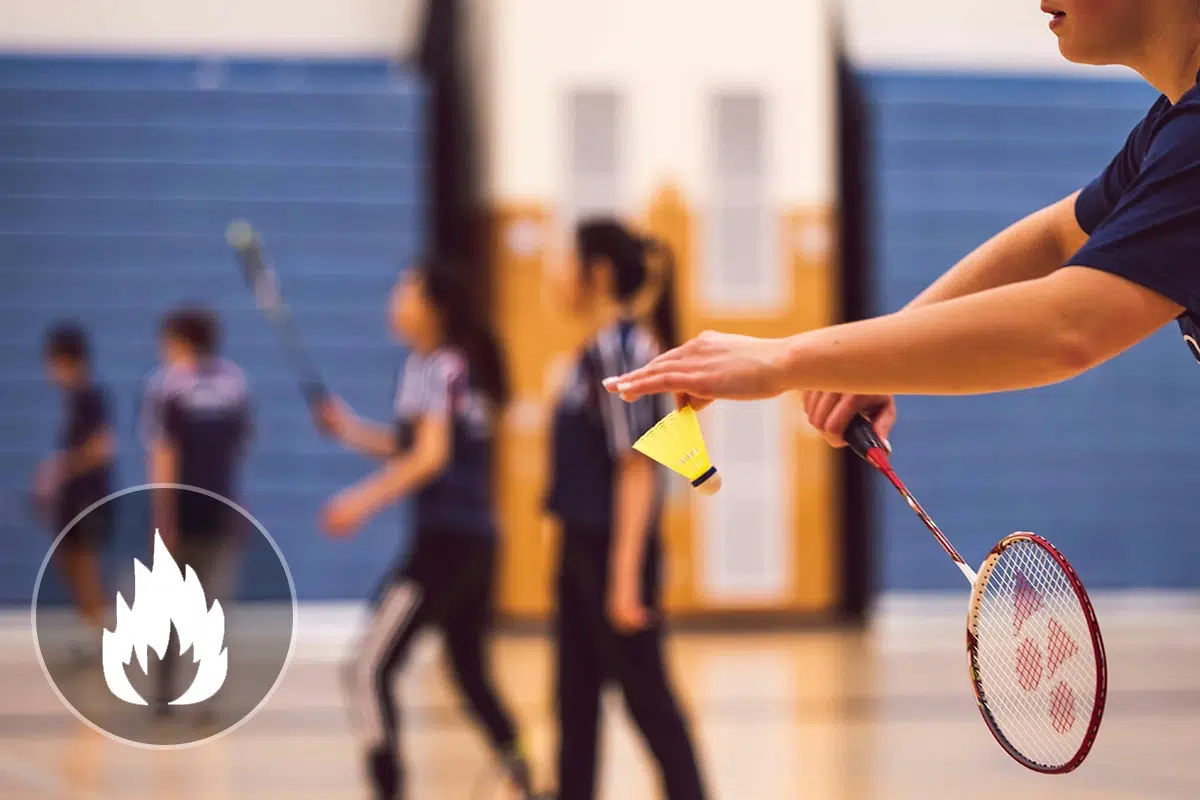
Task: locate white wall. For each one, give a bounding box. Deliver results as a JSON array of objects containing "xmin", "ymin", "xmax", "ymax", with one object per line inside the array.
[
  {"xmin": 842, "ymin": 0, "xmax": 1132, "ymax": 76},
  {"xmin": 486, "ymin": 0, "xmax": 835, "ymax": 207},
  {"xmin": 0, "ymin": 0, "xmax": 422, "ymax": 56}
]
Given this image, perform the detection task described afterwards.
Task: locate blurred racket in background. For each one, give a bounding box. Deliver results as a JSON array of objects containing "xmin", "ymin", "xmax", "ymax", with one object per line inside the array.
[
  {"xmin": 226, "ymin": 220, "xmax": 330, "ymax": 415},
  {"xmin": 845, "ymin": 415, "xmax": 1107, "ymax": 774}
]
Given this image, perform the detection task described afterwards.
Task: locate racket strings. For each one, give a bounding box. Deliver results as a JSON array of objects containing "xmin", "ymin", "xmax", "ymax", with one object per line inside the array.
[{"xmin": 973, "ymin": 540, "xmax": 1097, "ymax": 768}]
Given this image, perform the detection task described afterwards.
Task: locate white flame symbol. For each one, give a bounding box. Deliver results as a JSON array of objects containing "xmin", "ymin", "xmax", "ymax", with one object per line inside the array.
[{"xmin": 101, "ymin": 531, "xmax": 229, "ymax": 706}]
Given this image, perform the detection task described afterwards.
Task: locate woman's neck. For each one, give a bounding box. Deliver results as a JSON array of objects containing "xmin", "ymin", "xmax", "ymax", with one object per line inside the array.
[
  {"xmin": 1130, "ymin": 26, "xmax": 1200, "ymax": 103},
  {"xmin": 410, "ymin": 335, "xmax": 442, "ymax": 356}
]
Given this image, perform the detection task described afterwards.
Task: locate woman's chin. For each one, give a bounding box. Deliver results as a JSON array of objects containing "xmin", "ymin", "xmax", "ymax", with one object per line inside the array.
[{"xmin": 1057, "ymin": 39, "xmax": 1120, "ymax": 67}]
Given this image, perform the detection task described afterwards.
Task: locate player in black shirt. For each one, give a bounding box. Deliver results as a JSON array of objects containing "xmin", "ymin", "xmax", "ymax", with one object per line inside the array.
[
  {"xmin": 317, "ymin": 260, "xmax": 538, "ymax": 800},
  {"xmin": 606, "ymin": 1, "xmax": 1200, "ymax": 450},
  {"xmin": 140, "ymin": 307, "xmax": 252, "ymax": 719},
  {"xmin": 37, "ymin": 323, "xmax": 114, "ymax": 646},
  {"xmin": 545, "ymin": 220, "xmax": 708, "ymax": 800}
]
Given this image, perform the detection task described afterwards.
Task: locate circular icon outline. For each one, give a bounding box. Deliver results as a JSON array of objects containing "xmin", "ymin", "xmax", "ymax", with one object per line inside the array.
[{"xmin": 30, "ymin": 483, "xmax": 298, "ymax": 750}]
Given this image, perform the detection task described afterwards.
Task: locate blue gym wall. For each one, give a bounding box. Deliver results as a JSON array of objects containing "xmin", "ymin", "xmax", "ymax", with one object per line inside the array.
[
  {"xmin": 866, "ymin": 71, "xmax": 1200, "ymax": 591},
  {"xmin": 7, "ymin": 60, "xmax": 1199, "ymax": 602},
  {"xmin": 0, "ymin": 56, "xmax": 425, "ymax": 605}
]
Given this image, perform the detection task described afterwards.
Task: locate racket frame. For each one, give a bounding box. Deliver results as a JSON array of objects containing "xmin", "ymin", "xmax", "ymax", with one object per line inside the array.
[
  {"xmin": 844, "ymin": 415, "xmax": 1107, "ymax": 773},
  {"xmin": 966, "ymin": 531, "xmax": 1108, "ymax": 774}
]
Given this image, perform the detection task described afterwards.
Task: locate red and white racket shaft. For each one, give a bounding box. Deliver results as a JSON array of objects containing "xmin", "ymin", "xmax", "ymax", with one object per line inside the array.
[{"xmin": 864, "ymin": 446, "xmax": 977, "ymax": 584}]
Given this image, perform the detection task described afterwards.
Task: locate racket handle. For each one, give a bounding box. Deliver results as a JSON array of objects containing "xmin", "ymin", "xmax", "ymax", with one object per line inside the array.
[
  {"xmin": 845, "ymin": 415, "xmax": 887, "ymax": 462},
  {"xmin": 301, "ymin": 382, "xmax": 338, "ymax": 436}
]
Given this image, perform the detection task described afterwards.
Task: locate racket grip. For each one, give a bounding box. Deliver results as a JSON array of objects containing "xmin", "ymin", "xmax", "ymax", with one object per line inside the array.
[
  {"xmin": 302, "ymin": 383, "xmax": 342, "ymax": 438},
  {"xmin": 845, "ymin": 415, "xmax": 887, "ymax": 462},
  {"xmin": 300, "ymin": 380, "xmax": 328, "ymax": 408}
]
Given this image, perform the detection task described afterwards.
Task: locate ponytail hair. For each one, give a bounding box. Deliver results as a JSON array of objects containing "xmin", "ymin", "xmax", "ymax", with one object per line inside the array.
[
  {"xmin": 641, "ymin": 238, "xmax": 679, "ymax": 351},
  {"xmin": 417, "ymin": 259, "xmax": 511, "ymax": 409},
  {"xmin": 575, "ymin": 218, "xmax": 680, "ymax": 351}
]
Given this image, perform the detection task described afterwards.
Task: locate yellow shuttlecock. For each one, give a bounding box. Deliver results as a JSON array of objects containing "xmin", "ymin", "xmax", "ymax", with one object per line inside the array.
[{"xmin": 633, "ymin": 406, "xmax": 722, "ymax": 495}]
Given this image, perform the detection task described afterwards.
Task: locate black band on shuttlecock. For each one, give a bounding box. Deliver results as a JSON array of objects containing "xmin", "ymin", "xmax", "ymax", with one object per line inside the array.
[{"xmin": 691, "ymin": 466, "xmax": 717, "ymax": 488}]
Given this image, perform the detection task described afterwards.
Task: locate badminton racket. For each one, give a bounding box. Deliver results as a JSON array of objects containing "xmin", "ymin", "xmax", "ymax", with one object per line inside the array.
[
  {"xmin": 226, "ymin": 220, "xmax": 330, "ymax": 412},
  {"xmin": 844, "ymin": 415, "xmax": 1107, "ymax": 774}
]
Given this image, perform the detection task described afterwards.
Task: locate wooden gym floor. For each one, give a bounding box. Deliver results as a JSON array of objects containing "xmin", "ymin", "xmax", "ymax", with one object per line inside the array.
[{"xmin": 1, "ymin": 595, "xmax": 1197, "ymax": 799}]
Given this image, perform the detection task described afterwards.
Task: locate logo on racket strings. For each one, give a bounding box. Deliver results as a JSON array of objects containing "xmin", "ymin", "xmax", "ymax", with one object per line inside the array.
[{"xmin": 1010, "ymin": 572, "xmax": 1084, "ymax": 734}]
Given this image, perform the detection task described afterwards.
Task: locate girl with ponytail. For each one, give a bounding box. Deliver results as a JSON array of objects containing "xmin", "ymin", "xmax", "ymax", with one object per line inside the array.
[
  {"xmin": 544, "ymin": 218, "xmax": 708, "ymax": 799},
  {"xmin": 315, "ymin": 258, "xmax": 540, "ymax": 800}
]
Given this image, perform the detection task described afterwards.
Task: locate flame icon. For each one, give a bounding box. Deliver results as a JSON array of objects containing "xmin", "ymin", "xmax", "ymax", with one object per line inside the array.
[{"xmin": 101, "ymin": 531, "xmax": 229, "ymax": 706}]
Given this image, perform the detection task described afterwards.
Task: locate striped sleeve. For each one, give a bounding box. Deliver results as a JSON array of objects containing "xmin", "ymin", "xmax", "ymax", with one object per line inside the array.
[
  {"xmin": 594, "ymin": 324, "xmax": 661, "ymax": 456},
  {"xmin": 395, "ymin": 350, "xmax": 464, "ymax": 418},
  {"xmin": 137, "ymin": 368, "xmax": 168, "ymax": 447},
  {"xmin": 420, "ymin": 350, "xmax": 466, "ymax": 415}
]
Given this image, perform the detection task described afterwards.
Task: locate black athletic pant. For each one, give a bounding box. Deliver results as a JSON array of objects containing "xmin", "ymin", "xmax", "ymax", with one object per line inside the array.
[
  {"xmin": 344, "ymin": 528, "xmax": 519, "ymax": 800},
  {"xmin": 555, "ymin": 528, "xmax": 707, "ymax": 800},
  {"xmin": 157, "ymin": 528, "xmax": 240, "ymax": 713}
]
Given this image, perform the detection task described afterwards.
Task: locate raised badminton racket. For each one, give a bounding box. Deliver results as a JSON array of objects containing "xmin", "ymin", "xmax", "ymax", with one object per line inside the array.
[
  {"xmin": 226, "ymin": 221, "xmax": 330, "ymax": 414},
  {"xmin": 845, "ymin": 415, "xmax": 1107, "ymax": 774}
]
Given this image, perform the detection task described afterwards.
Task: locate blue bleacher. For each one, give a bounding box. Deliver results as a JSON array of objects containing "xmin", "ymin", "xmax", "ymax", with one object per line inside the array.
[
  {"xmin": 0, "ymin": 55, "xmax": 426, "ymax": 604},
  {"xmin": 865, "ymin": 70, "xmax": 1200, "ymax": 591}
]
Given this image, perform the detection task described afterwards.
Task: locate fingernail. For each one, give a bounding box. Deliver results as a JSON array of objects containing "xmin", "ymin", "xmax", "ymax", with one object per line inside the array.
[
  {"xmin": 616, "ymin": 382, "xmax": 631, "ymax": 393},
  {"xmin": 883, "ymin": 438, "xmax": 892, "ymax": 453},
  {"xmin": 602, "ymin": 377, "xmax": 619, "ymax": 388}
]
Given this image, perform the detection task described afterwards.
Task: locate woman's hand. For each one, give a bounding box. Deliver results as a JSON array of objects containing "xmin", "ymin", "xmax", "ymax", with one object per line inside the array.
[
  {"xmin": 320, "ymin": 489, "xmax": 372, "ymax": 538},
  {"xmin": 603, "ymin": 330, "xmax": 790, "ymax": 410},
  {"xmin": 312, "ymin": 395, "xmax": 356, "ymax": 440},
  {"xmin": 608, "ymin": 573, "xmax": 652, "ymax": 633},
  {"xmin": 802, "ymin": 393, "xmax": 897, "ymax": 450}
]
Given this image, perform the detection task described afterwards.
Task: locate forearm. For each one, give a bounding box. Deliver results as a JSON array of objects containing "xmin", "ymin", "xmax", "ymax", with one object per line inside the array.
[
  {"xmin": 610, "ymin": 457, "xmax": 657, "ymax": 594},
  {"xmin": 339, "ymin": 417, "xmax": 396, "ymax": 459},
  {"xmin": 780, "ymin": 272, "xmax": 1103, "ymax": 396},
  {"xmin": 148, "ymin": 443, "xmax": 178, "ymax": 536},
  {"xmin": 342, "ymin": 454, "xmax": 441, "ymax": 523},
  {"xmin": 906, "ymin": 193, "xmax": 1085, "ymax": 310},
  {"xmin": 59, "ymin": 432, "xmax": 113, "ymax": 479}
]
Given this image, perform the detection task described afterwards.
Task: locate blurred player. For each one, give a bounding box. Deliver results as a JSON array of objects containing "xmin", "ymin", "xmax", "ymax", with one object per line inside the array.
[
  {"xmin": 544, "ymin": 220, "xmax": 708, "ymax": 800},
  {"xmin": 36, "ymin": 322, "xmax": 115, "ymax": 654},
  {"xmin": 140, "ymin": 306, "xmax": 253, "ymax": 721},
  {"xmin": 607, "ymin": 1, "xmax": 1200, "ymax": 446},
  {"xmin": 316, "ymin": 260, "xmax": 538, "ymax": 800}
]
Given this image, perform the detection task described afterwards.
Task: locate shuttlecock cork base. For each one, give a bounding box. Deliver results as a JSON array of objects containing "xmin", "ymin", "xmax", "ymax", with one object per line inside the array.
[
  {"xmin": 632, "ymin": 407, "xmax": 721, "ymax": 495},
  {"xmin": 690, "ymin": 466, "xmax": 722, "ymax": 495}
]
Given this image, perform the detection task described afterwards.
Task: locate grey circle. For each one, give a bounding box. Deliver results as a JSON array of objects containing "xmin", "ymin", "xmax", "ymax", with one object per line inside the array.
[{"xmin": 31, "ymin": 483, "xmax": 297, "ymax": 749}]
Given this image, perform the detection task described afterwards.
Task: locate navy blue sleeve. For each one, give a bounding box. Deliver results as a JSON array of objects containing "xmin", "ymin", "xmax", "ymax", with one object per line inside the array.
[
  {"xmin": 1068, "ymin": 107, "xmax": 1200, "ymax": 313},
  {"xmin": 78, "ymin": 388, "xmax": 108, "ymax": 437},
  {"xmin": 1074, "ymin": 106, "xmax": 1159, "ymax": 235}
]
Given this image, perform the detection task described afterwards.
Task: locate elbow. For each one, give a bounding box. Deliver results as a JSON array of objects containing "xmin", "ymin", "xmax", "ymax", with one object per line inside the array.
[
  {"xmin": 412, "ymin": 447, "xmax": 450, "ymax": 483},
  {"xmin": 1052, "ymin": 323, "xmax": 1101, "ymax": 378}
]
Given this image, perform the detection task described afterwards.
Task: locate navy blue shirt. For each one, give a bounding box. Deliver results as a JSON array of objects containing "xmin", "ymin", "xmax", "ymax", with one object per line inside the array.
[
  {"xmin": 140, "ymin": 359, "xmax": 252, "ymax": 528},
  {"xmin": 394, "ymin": 347, "xmax": 496, "ymax": 537},
  {"xmin": 546, "ymin": 320, "xmax": 665, "ymax": 536},
  {"xmin": 57, "ymin": 383, "xmax": 113, "ymax": 527},
  {"xmin": 1072, "ymin": 71, "xmax": 1200, "ymax": 362}
]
